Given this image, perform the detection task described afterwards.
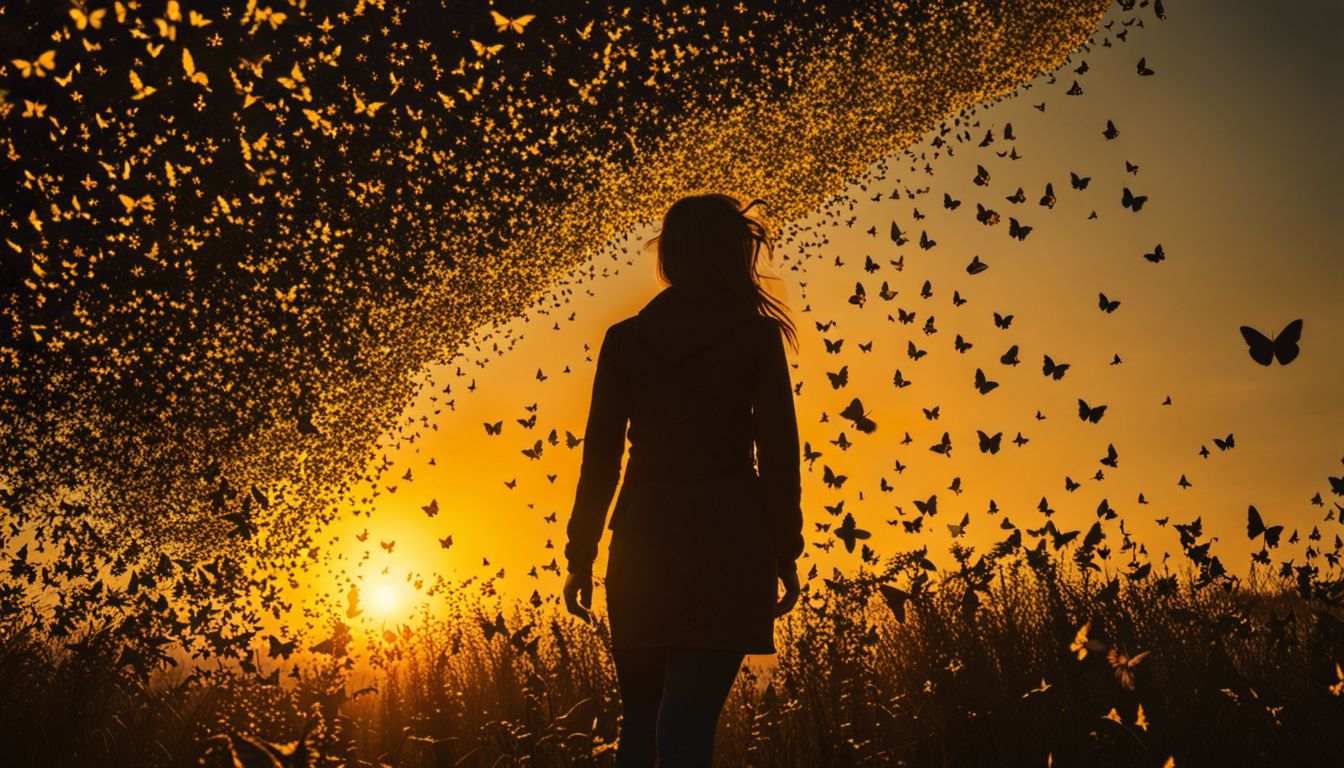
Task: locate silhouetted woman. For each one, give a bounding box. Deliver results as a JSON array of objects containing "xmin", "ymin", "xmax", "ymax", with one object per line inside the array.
[{"xmin": 562, "ymin": 193, "xmax": 805, "ymax": 767}]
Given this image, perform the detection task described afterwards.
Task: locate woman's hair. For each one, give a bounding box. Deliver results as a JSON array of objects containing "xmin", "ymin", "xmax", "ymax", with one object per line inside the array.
[{"xmin": 647, "ymin": 193, "xmax": 799, "ymax": 352}]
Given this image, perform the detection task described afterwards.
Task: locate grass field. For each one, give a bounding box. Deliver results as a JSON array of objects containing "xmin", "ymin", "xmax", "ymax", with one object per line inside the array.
[{"xmin": 2, "ymin": 548, "xmax": 1341, "ymax": 767}]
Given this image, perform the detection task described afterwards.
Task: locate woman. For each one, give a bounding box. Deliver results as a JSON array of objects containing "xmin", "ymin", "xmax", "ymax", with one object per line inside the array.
[{"xmin": 562, "ymin": 193, "xmax": 805, "ymax": 767}]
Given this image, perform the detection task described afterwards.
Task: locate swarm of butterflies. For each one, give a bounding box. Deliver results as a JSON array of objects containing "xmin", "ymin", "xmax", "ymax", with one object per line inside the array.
[
  {"xmin": 735, "ymin": 0, "xmax": 1340, "ymax": 716},
  {"xmin": 0, "ymin": 0, "xmax": 1129, "ymax": 686}
]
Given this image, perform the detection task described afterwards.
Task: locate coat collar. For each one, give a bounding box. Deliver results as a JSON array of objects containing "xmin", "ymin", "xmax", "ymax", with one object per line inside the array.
[{"xmin": 636, "ymin": 285, "xmax": 758, "ymax": 365}]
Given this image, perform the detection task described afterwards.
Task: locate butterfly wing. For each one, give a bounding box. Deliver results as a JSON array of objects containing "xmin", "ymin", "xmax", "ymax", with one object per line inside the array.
[
  {"xmin": 1239, "ymin": 325, "xmax": 1275, "ymax": 366},
  {"xmin": 1272, "ymin": 318, "xmax": 1303, "ymax": 365}
]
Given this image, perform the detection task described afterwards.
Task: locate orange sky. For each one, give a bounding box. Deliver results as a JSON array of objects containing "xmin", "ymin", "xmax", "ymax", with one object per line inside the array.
[{"xmin": 306, "ymin": 1, "xmax": 1343, "ymax": 630}]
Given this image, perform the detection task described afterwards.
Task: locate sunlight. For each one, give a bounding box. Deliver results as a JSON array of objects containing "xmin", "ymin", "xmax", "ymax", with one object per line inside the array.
[{"xmin": 370, "ymin": 581, "xmax": 403, "ymax": 617}]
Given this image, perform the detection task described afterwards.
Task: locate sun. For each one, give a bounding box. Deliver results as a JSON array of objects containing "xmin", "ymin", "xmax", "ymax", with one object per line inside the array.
[{"xmin": 370, "ymin": 581, "xmax": 403, "ymax": 617}]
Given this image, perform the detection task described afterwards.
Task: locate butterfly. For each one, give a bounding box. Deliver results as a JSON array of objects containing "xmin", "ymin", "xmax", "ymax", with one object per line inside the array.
[
  {"xmin": 977, "ymin": 430, "xmax": 1002, "ymax": 454},
  {"xmin": 839, "ymin": 398, "xmax": 877, "ymax": 434},
  {"xmin": 1100, "ymin": 444, "xmax": 1119, "ymax": 468},
  {"xmin": 1108, "ymin": 647, "xmax": 1150, "ymax": 690},
  {"xmin": 1070, "ymin": 621, "xmax": 1106, "ymax": 660},
  {"xmin": 479, "ymin": 611, "xmax": 508, "ymax": 641},
  {"xmin": 993, "ymin": 312, "xmax": 1014, "ymax": 329},
  {"xmin": 1136, "ymin": 57, "xmax": 1155, "ymax": 76},
  {"xmin": 1121, "ymin": 187, "xmax": 1148, "ymax": 211},
  {"xmin": 11, "ymin": 50, "xmax": 56, "ymax": 78},
  {"xmin": 1247, "ymin": 505, "xmax": 1284, "ymax": 547},
  {"xmin": 973, "ymin": 368, "xmax": 999, "ymax": 394},
  {"xmin": 118, "ymin": 194, "xmax": 154, "ymax": 213},
  {"xmin": 421, "ymin": 499, "xmax": 439, "ymax": 517},
  {"xmin": 483, "ymin": 420, "xmax": 503, "ymax": 435},
  {"xmin": 354, "ymin": 93, "xmax": 386, "ymax": 117},
  {"xmin": 948, "ymin": 512, "xmax": 970, "ymax": 538},
  {"xmin": 470, "ymin": 39, "xmax": 504, "ymax": 59},
  {"xmin": 822, "ymin": 465, "xmax": 847, "ymax": 489},
  {"xmin": 1143, "ymin": 244, "xmax": 1166, "ymax": 263},
  {"xmin": 1000, "ymin": 345, "xmax": 1020, "ymax": 366},
  {"xmin": 1098, "ymin": 293, "xmax": 1120, "ymax": 313},
  {"xmin": 1239, "ymin": 319, "xmax": 1302, "ymax": 366},
  {"xmin": 70, "ymin": 7, "xmax": 108, "ymax": 29},
  {"xmin": 848, "ymin": 282, "xmax": 866, "ymax": 307},
  {"xmin": 129, "ymin": 69, "xmax": 157, "ymax": 99},
  {"xmin": 834, "ymin": 512, "xmax": 871, "ymax": 552},
  {"xmin": 490, "ymin": 10, "xmax": 536, "ymax": 33},
  {"xmin": 966, "ymin": 255, "xmax": 988, "ymax": 275},
  {"xmin": 826, "ymin": 365, "xmax": 849, "ymax": 389},
  {"xmin": 1078, "ymin": 399, "xmax": 1107, "ymax": 423},
  {"xmin": 929, "ymin": 432, "xmax": 952, "ymax": 457},
  {"xmin": 182, "ymin": 48, "xmax": 209, "ymax": 87},
  {"xmin": 267, "ymin": 634, "xmax": 297, "ymax": 659},
  {"xmin": 1042, "ymin": 355, "xmax": 1070, "ymax": 380},
  {"xmin": 1008, "ymin": 218, "xmax": 1032, "ymax": 241}
]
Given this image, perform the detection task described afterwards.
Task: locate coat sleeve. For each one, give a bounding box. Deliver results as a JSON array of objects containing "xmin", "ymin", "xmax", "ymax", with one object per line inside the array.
[
  {"xmin": 563, "ymin": 325, "xmax": 629, "ymax": 577},
  {"xmin": 750, "ymin": 320, "xmax": 805, "ymax": 576}
]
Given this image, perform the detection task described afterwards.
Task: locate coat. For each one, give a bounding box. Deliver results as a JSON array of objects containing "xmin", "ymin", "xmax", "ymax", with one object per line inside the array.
[{"xmin": 563, "ymin": 283, "xmax": 805, "ymax": 654}]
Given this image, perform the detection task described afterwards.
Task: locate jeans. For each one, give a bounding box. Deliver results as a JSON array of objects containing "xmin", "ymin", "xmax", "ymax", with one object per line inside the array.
[{"xmin": 612, "ymin": 645, "xmax": 746, "ymax": 767}]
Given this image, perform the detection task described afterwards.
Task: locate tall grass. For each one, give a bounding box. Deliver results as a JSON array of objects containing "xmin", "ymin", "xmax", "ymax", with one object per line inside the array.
[{"xmin": 2, "ymin": 556, "xmax": 1341, "ymax": 767}]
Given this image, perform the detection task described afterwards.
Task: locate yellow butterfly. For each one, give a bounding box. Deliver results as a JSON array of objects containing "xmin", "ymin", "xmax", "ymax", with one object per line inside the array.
[
  {"xmin": 69, "ymin": 7, "xmax": 108, "ymax": 30},
  {"xmin": 576, "ymin": 20, "xmax": 594, "ymax": 40},
  {"xmin": 354, "ymin": 93, "xmax": 385, "ymax": 117},
  {"xmin": 182, "ymin": 48, "xmax": 208, "ymax": 87},
  {"xmin": 435, "ymin": 91, "xmax": 455, "ymax": 109},
  {"xmin": 117, "ymin": 193, "xmax": 154, "ymax": 213},
  {"xmin": 153, "ymin": 17, "xmax": 177, "ymax": 40},
  {"xmin": 22, "ymin": 100, "xmax": 47, "ymax": 118},
  {"xmin": 165, "ymin": 0, "xmax": 182, "ymax": 21},
  {"xmin": 188, "ymin": 10, "xmax": 212, "ymax": 27},
  {"xmin": 12, "ymin": 50, "xmax": 57, "ymax": 78},
  {"xmin": 490, "ymin": 10, "xmax": 535, "ymax": 33},
  {"xmin": 145, "ymin": 42, "xmax": 164, "ymax": 58},
  {"xmin": 129, "ymin": 69, "xmax": 157, "ymax": 99},
  {"xmin": 238, "ymin": 55, "xmax": 266, "ymax": 78},
  {"xmin": 470, "ymin": 39, "xmax": 503, "ymax": 59},
  {"xmin": 55, "ymin": 67, "xmax": 78, "ymax": 87},
  {"xmin": 81, "ymin": 38, "xmax": 103, "ymax": 52}
]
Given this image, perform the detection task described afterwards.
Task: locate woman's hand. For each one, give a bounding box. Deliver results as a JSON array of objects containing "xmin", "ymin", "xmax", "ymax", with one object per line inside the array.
[
  {"xmin": 563, "ymin": 571, "xmax": 594, "ymax": 623},
  {"xmin": 774, "ymin": 567, "xmax": 800, "ymax": 617}
]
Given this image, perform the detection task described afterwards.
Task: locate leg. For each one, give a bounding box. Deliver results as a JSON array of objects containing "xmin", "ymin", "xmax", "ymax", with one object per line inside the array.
[
  {"xmin": 612, "ymin": 646, "xmax": 667, "ymax": 768},
  {"xmin": 656, "ymin": 647, "xmax": 745, "ymax": 768}
]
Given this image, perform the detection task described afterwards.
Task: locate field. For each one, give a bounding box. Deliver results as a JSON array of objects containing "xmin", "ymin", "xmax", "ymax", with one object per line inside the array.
[{"xmin": 3, "ymin": 549, "xmax": 1341, "ymax": 767}]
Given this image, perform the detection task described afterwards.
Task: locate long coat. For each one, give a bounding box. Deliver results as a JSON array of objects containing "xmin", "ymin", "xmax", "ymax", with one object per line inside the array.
[{"xmin": 563, "ymin": 284, "xmax": 805, "ymax": 654}]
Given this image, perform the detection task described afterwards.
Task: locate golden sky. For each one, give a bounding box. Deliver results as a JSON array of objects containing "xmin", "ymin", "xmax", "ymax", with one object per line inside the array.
[{"xmin": 314, "ymin": 0, "xmax": 1343, "ymax": 625}]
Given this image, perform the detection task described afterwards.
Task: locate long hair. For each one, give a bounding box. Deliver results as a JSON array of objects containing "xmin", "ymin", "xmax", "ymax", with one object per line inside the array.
[{"xmin": 647, "ymin": 193, "xmax": 799, "ymax": 352}]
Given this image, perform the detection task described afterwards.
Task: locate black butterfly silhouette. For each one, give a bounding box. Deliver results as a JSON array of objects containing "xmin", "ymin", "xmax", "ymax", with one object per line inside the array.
[
  {"xmin": 974, "ymin": 368, "xmax": 999, "ymax": 394},
  {"xmin": 1121, "ymin": 187, "xmax": 1148, "ymax": 211},
  {"xmin": 1247, "ymin": 505, "xmax": 1284, "ymax": 548},
  {"xmin": 839, "ymin": 398, "xmax": 877, "ymax": 434},
  {"xmin": 1239, "ymin": 319, "xmax": 1303, "ymax": 366},
  {"xmin": 834, "ymin": 512, "xmax": 871, "ymax": 553},
  {"xmin": 977, "ymin": 430, "xmax": 1003, "ymax": 454},
  {"xmin": 1042, "ymin": 355, "xmax": 1070, "ymax": 380},
  {"xmin": 1078, "ymin": 399, "xmax": 1108, "ymax": 423}
]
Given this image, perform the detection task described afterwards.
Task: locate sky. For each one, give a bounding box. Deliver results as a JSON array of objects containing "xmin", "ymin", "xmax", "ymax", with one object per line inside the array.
[{"xmin": 306, "ymin": 0, "xmax": 1344, "ymax": 635}]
